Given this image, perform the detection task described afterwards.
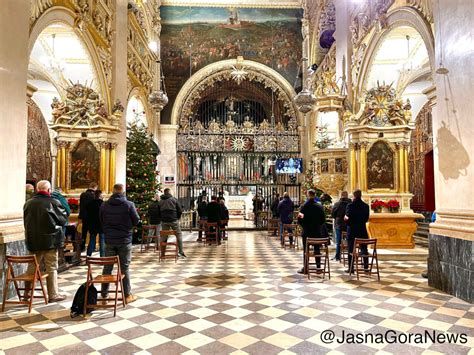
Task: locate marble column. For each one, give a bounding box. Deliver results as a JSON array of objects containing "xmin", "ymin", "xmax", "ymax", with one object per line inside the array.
[
  {"xmin": 428, "ymin": 0, "xmax": 474, "ymax": 303},
  {"xmin": 0, "ymin": 0, "xmax": 29, "ymax": 301},
  {"xmin": 112, "ymin": 0, "xmax": 128, "ymax": 186},
  {"xmin": 156, "ymin": 125, "xmax": 179, "ymax": 195}
]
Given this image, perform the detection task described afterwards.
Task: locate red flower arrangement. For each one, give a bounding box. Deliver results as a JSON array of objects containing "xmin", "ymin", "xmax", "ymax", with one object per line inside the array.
[
  {"xmin": 386, "ymin": 199, "xmax": 400, "ymax": 209},
  {"xmin": 371, "ymin": 199, "xmax": 386, "ymax": 211}
]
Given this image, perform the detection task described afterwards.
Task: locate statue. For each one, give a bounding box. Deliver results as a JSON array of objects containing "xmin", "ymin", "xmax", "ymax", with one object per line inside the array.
[{"xmin": 208, "ymin": 119, "xmax": 221, "ymax": 134}]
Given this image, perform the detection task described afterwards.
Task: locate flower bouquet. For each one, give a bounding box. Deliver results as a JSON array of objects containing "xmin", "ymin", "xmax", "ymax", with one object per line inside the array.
[
  {"xmin": 386, "ymin": 199, "xmax": 400, "ymax": 213},
  {"xmin": 67, "ymin": 198, "xmax": 79, "ymax": 213},
  {"xmin": 371, "ymin": 199, "xmax": 386, "ymax": 213}
]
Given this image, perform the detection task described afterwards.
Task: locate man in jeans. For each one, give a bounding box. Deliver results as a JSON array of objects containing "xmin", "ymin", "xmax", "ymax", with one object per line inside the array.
[
  {"xmin": 24, "ymin": 180, "xmax": 68, "ymax": 302},
  {"xmin": 159, "ymin": 188, "xmax": 186, "ymax": 258},
  {"xmin": 331, "ymin": 191, "xmax": 351, "ymax": 261},
  {"xmin": 100, "ymin": 184, "xmax": 140, "ymax": 303}
]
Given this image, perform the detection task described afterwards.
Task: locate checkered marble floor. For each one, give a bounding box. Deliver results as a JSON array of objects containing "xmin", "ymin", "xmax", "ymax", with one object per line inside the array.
[{"xmin": 1, "ymin": 231, "xmax": 473, "ymax": 354}]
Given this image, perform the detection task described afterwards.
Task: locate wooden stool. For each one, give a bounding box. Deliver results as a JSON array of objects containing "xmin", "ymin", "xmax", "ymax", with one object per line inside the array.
[
  {"xmin": 341, "ymin": 231, "xmax": 348, "ymax": 266},
  {"xmin": 350, "ymin": 238, "xmax": 380, "ymax": 281},
  {"xmin": 220, "ymin": 220, "xmax": 229, "ymax": 240},
  {"xmin": 204, "ymin": 222, "xmax": 220, "ymax": 245},
  {"xmin": 159, "ymin": 230, "xmax": 179, "ymax": 262},
  {"xmin": 141, "ymin": 225, "xmax": 159, "ymax": 252},
  {"xmin": 1, "ymin": 255, "xmax": 48, "ymax": 313},
  {"xmin": 281, "ymin": 224, "xmax": 295, "ymax": 249},
  {"xmin": 197, "ymin": 220, "xmax": 207, "ymax": 242},
  {"xmin": 304, "ymin": 238, "xmax": 331, "ymax": 280},
  {"xmin": 267, "ymin": 218, "xmax": 279, "ymax": 238},
  {"xmin": 84, "ymin": 256, "xmax": 125, "ymax": 317},
  {"xmin": 292, "ymin": 223, "xmax": 301, "ymax": 249}
]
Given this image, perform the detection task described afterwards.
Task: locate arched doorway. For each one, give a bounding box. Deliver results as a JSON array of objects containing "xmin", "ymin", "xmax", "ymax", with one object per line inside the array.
[
  {"xmin": 364, "ymin": 24, "xmax": 435, "ymax": 216},
  {"xmin": 28, "ymin": 22, "xmax": 99, "ymax": 189},
  {"xmin": 173, "ymin": 58, "xmax": 302, "ymax": 228}
]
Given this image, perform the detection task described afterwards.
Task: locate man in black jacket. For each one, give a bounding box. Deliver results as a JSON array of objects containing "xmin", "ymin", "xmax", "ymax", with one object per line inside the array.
[
  {"xmin": 331, "ymin": 191, "xmax": 351, "ymax": 261},
  {"xmin": 344, "ymin": 189, "xmax": 370, "ymax": 273},
  {"xmin": 24, "ymin": 180, "xmax": 68, "ymax": 302},
  {"xmin": 158, "ymin": 188, "xmax": 186, "ymax": 258},
  {"xmin": 147, "ymin": 193, "xmax": 161, "ymax": 237},
  {"xmin": 297, "ymin": 189, "xmax": 326, "ymax": 274},
  {"xmin": 79, "ymin": 182, "xmax": 98, "ymax": 251},
  {"xmin": 100, "ymin": 183, "xmax": 140, "ymax": 303}
]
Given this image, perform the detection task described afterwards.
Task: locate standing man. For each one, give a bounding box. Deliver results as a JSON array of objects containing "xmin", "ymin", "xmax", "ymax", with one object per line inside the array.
[
  {"xmin": 344, "ymin": 189, "xmax": 370, "ymax": 273},
  {"xmin": 24, "ymin": 180, "xmax": 68, "ymax": 302},
  {"xmin": 277, "ymin": 192, "xmax": 294, "ymax": 243},
  {"xmin": 159, "ymin": 188, "xmax": 186, "ymax": 258},
  {"xmin": 147, "ymin": 193, "xmax": 162, "ymax": 238},
  {"xmin": 297, "ymin": 189, "xmax": 326, "ymax": 274},
  {"xmin": 331, "ymin": 191, "xmax": 351, "ymax": 261},
  {"xmin": 79, "ymin": 182, "xmax": 98, "ymax": 251},
  {"xmin": 100, "ymin": 184, "xmax": 140, "ymax": 303}
]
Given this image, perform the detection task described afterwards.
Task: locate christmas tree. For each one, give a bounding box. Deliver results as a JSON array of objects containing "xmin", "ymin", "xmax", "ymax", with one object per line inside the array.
[
  {"xmin": 126, "ymin": 120, "xmax": 160, "ymax": 221},
  {"xmin": 314, "ymin": 124, "xmax": 333, "ymax": 149}
]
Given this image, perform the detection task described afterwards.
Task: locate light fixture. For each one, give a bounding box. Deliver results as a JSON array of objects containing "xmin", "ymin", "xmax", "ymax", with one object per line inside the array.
[
  {"xmin": 148, "ymin": 60, "xmax": 168, "ymax": 112},
  {"xmin": 435, "ymin": 0, "xmax": 449, "ymax": 74},
  {"xmin": 46, "ymin": 34, "xmax": 66, "ymax": 75},
  {"xmin": 293, "ymin": 58, "xmax": 316, "ymax": 114}
]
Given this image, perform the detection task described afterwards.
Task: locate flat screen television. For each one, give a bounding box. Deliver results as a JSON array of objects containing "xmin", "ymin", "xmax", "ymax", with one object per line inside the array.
[{"xmin": 276, "ymin": 158, "xmax": 303, "ymax": 174}]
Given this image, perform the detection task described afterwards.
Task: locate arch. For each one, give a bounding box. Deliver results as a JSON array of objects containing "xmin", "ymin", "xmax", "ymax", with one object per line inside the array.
[
  {"xmin": 356, "ymin": 6, "xmax": 435, "ymax": 96},
  {"xmin": 29, "ymin": 6, "xmax": 110, "ymax": 109},
  {"xmin": 170, "ymin": 58, "xmax": 302, "ymax": 127},
  {"xmin": 127, "ymin": 87, "xmax": 154, "ymax": 129}
]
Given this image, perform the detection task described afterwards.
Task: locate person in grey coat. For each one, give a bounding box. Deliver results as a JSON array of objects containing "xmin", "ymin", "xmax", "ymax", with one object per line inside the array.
[{"xmin": 158, "ymin": 188, "xmax": 186, "ymax": 258}]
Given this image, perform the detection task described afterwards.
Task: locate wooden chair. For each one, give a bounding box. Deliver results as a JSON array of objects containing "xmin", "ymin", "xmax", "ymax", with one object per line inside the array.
[
  {"xmin": 84, "ymin": 256, "xmax": 125, "ymax": 317},
  {"xmin": 304, "ymin": 238, "xmax": 331, "ymax": 280},
  {"xmin": 204, "ymin": 222, "xmax": 220, "ymax": 245},
  {"xmin": 292, "ymin": 223, "xmax": 301, "ymax": 249},
  {"xmin": 220, "ymin": 220, "xmax": 229, "ymax": 240},
  {"xmin": 350, "ymin": 238, "xmax": 380, "ymax": 281},
  {"xmin": 281, "ymin": 224, "xmax": 295, "ymax": 249},
  {"xmin": 159, "ymin": 230, "xmax": 179, "ymax": 262},
  {"xmin": 1, "ymin": 255, "xmax": 48, "ymax": 313},
  {"xmin": 267, "ymin": 218, "xmax": 279, "ymax": 238},
  {"xmin": 340, "ymin": 231, "xmax": 348, "ymax": 266},
  {"xmin": 141, "ymin": 225, "xmax": 159, "ymax": 252}
]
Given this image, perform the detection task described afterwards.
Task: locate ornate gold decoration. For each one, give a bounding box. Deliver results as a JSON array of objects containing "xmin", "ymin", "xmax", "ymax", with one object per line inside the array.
[
  {"xmin": 407, "ymin": 0, "xmax": 434, "ymax": 23},
  {"xmin": 50, "ymin": 83, "xmax": 120, "ymax": 129},
  {"xmin": 230, "ymin": 58, "xmax": 248, "ymax": 85},
  {"xmin": 361, "ymin": 82, "xmax": 411, "ymax": 126},
  {"xmin": 31, "ymin": 0, "xmax": 53, "ymax": 24},
  {"xmin": 293, "ymin": 88, "xmax": 316, "ymax": 114},
  {"xmin": 231, "ymin": 136, "xmax": 246, "ymax": 151},
  {"xmin": 315, "ymin": 175, "xmax": 347, "ymax": 197}
]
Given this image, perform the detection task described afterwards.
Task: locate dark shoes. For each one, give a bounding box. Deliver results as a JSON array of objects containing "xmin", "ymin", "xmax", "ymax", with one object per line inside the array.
[
  {"xmin": 297, "ymin": 268, "xmax": 307, "ymax": 275},
  {"xmin": 178, "ymin": 252, "xmax": 187, "ymax": 258}
]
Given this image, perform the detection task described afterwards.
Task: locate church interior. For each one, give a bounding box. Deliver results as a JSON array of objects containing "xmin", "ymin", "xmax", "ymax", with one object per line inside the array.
[{"xmin": 0, "ymin": 0, "xmax": 473, "ymax": 353}]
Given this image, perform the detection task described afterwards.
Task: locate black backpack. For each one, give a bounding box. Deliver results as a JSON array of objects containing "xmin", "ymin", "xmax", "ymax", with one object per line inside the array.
[{"xmin": 70, "ymin": 283, "xmax": 97, "ymax": 318}]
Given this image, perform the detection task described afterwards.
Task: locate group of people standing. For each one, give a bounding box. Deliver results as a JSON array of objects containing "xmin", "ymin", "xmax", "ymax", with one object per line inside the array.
[
  {"xmin": 196, "ymin": 193, "xmax": 229, "ymax": 242},
  {"xmin": 23, "ymin": 181, "xmax": 141, "ymax": 304},
  {"xmin": 269, "ymin": 188, "xmax": 370, "ymax": 274}
]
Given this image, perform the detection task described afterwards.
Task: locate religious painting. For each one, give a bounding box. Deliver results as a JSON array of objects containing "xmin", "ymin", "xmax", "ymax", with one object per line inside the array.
[
  {"xmin": 160, "ymin": 6, "xmax": 303, "ymax": 123},
  {"xmin": 335, "ymin": 158, "xmax": 343, "ymax": 173},
  {"xmin": 321, "ymin": 159, "xmax": 329, "ymax": 173},
  {"xmin": 70, "ymin": 140, "xmax": 99, "ymax": 189},
  {"xmin": 367, "ymin": 141, "xmax": 395, "ymax": 190}
]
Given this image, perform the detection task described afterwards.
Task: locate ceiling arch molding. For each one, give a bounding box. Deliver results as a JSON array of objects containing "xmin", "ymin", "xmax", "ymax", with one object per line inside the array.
[
  {"xmin": 356, "ymin": 6, "xmax": 435, "ymax": 97},
  {"xmin": 171, "ymin": 58, "xmax": 303, "ymax": 128},
  {"xmin": 28, "ymin": 6, "xmax": 110, "ymax": 111}
]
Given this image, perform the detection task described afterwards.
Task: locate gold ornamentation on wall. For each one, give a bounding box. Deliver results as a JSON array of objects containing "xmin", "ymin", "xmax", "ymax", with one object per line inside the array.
[
  {"xmin": 361, "ymin": 82, "xmax": 411, "ymax": 127},
  {"xmin": 30, "ymin": 0, "xmax": 53, "ymax": 24},
  {"xmin": 50, "ymin": 83, "xmax": 121, "ymax": 128}
]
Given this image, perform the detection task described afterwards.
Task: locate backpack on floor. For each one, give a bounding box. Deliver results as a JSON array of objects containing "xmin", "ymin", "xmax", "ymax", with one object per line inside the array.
[{"xmin": 70, "ymin": 283, "xmax": 97, "ymax": 318}]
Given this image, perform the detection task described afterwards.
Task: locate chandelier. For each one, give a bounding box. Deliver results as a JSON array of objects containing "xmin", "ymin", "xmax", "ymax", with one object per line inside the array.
[{"xmin": 46, "ymin": 34, "xmax": 66, "ymax": 75}]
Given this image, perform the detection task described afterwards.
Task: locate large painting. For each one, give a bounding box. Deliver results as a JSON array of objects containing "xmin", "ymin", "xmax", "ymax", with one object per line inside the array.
[
  {"xmin": 70, "ymin": 140, "xmax": 99, "ymax": 189},
  {"xmin": 367, "ymin": 141, "xmax": 395, "ymax": 190},
  {"xmin": 160, "ymin": 6, "xmax": 303, "ymax": 123}
]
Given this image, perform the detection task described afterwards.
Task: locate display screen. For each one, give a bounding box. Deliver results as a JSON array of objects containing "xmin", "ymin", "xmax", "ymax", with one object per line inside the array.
[{"xmin": 276, "ymin": 158, "xmax": 303, "ymax": 174}]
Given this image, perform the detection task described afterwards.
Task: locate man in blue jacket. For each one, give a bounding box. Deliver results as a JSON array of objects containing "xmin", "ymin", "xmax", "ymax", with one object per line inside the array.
[
  {"xmin": 344, "ymin": 189, "xmax": 370, "ymax": 273},
  {"xmin": 100, "ymin": 183, "xmax": 140, "ymax": 303},
  {"xmin": 277, "ymin": 192, "xmax": 294, "ymax": 244}
]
